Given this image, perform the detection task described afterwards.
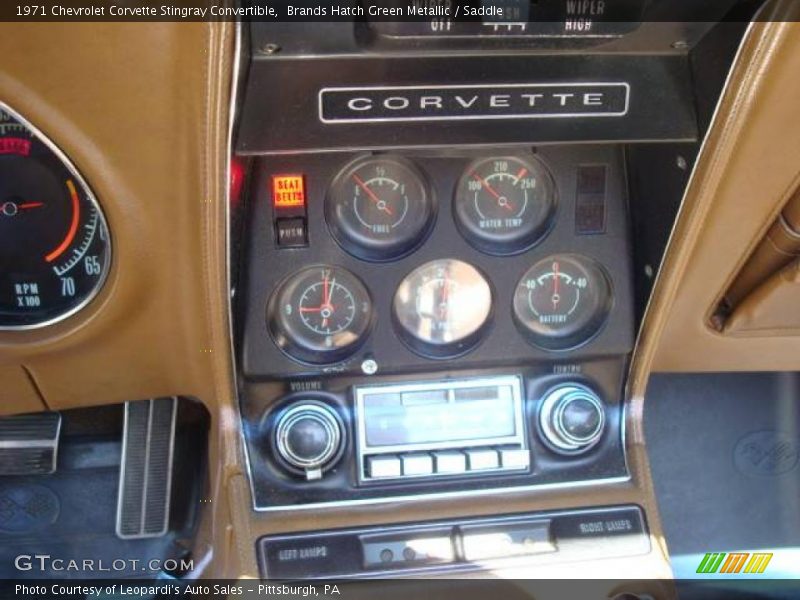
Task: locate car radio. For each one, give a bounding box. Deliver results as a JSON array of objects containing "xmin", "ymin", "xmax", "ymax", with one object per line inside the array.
[
  {"xmin": 244, "ymin": 362, "xmax": 627, "ymax": 510},
  {"xmin": 355, "ymin": 376, "xmax": 529, "ymax": 482}
]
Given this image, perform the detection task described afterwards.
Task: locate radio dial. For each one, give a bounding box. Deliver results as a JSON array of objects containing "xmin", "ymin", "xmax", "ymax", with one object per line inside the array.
[
  {"xmin": 274, "ymin": 402, "xmax": 344, "ymax": 480},
  {"xmin": 539, "ymin": 384, "xmax": 605, "ymax": 454}
]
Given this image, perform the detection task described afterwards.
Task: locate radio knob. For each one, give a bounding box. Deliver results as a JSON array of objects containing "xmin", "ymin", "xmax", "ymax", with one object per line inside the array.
[
  {"xmin": 274, "ymin": 402, "xmax": 344, "ymax": 481},
  {"xmin": 539, "ymin": 385, "xmax": 605, "ymax": 455}
]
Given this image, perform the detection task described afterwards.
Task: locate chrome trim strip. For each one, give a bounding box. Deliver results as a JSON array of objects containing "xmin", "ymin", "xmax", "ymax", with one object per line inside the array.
[
  {"xmin": 0, "ymin": 100, "xmax": 113, "ymax": 331},
  {"xmin": 252, "ymin": 473, "xmax": 631, "ymax": 512}
]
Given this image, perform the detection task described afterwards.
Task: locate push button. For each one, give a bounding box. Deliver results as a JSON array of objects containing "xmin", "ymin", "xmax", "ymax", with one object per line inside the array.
[
  {"xmin": 433, "ymin": 451, "xmax": 467, "ymax": 474},
  {"xmin": 499, "ymin": 448, "xmax": 530, "ymax": 470},
  {"xmin": 465, "ymin": 448, "xmax": 500, "ymax": 471},
  {"xmin": 367, "ymin": 455, "xmax": 401, "ymax": 479},
  {"xmin": 401, "ymin": 454, "xmax": 433, "ymax": 476},
  {"xmin": 275, "ymin": 217, "xmax": 308, "ymax": 247}
]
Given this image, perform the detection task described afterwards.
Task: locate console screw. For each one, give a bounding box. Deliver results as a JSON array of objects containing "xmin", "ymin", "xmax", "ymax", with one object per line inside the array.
[{"xmin": 260, "ymin": 43, "xmax": 281, "ymax": 55}]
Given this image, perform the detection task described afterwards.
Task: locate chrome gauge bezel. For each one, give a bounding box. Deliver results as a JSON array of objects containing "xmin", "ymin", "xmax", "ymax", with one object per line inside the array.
[
  {"xmin": 325, "ymin": 154, "xmax": 436, "ymax": 262},
  {"xmin": 453, "ymin": 154, "xmax": 557, "ymax": 256},
  {"xmin": 512, "ymin": 254, "xmax": 613, "ymax": 351},
  {"xmin": 0, "ymin": 100, "xmax": 112, "ymax": 331},
  {"xmin": 266, "ymin": 264, "xmax": 375, "ymax": 365},
  {"xmin": 392, "ymin": 258, "xmax": 494, "ymax": 359}
]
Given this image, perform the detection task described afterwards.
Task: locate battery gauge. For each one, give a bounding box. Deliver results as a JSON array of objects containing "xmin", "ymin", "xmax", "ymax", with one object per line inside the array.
[{"xmin": 513, "ymin": 254, "xmax": 612, "ymax": 350}]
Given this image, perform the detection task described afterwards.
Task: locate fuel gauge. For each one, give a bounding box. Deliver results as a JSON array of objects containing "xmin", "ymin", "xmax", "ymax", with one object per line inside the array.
[
  {"xmin": 513, "ymin": 254, "xmax": 612, "ymax": 350},
  {"xmin": 326, "ymin": 155, "xmax": 435, "ymax": 261}
]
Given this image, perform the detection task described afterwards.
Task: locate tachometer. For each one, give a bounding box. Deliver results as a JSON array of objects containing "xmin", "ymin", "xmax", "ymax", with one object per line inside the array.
[
  {"xmin": 454, "ymin": 156, "xmax": 556, "ymax": 255},
  {"xmin": 513, "ymin": 254, "xmax": 612, "ymax": 350},
  {"xmin": 326, "ymin": 155, "xmax": 434, "ymax": 261},
  {"xmin": 0, "ymin": 103, "xmax": 111, "ymax": 330},
  {"xmin": 393, "ymin": 259, "xmax": 492, "ymax": 358},
  {"xmin": 267, "ymin": 265, "xmax": 374, "ymax": 364}
]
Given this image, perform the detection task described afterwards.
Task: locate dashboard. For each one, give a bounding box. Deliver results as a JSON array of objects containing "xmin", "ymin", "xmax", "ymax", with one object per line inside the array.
[
  {"xmin": 4, "ymin": 0, "xmax": 795, "ymax": 589},
  {"xmin": 225, "ymin": 4, "xmax": 736, "ymax": 579}
]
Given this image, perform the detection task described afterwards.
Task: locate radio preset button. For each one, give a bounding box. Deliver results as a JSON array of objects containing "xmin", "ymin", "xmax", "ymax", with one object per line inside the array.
[
  {"xmin": 367, "ymin": 455, "xmax": 402, "ymax": 479},
  {"xmin": 500, "ymin": 448, "xmax": 530, "ymax": 470},
  {"xmin": 433, "ymin": 451, "xmax": 467, "ymax": 474},
  {"xmin": 402, "ymin": 454, "xmax": 434, "ymax": 476},
  {"xmin": 466, "ymin": 449, "xmax": 500, "ymax": 471}
]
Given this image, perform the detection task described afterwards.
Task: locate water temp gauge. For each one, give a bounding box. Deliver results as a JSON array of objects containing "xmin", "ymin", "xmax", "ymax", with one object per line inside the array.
[
  {"xmin": 393, "ymin": 259, "xmax": 493, "ymax": 358},
  {"xmin": 326, "ymin": 155, "xmax": 434, "ymax": 261},
  {"xmin": 268, "ymin": 266, "xmax": 374, "ymax": 364},
  {"xmin": 513, "ymin": 254, "xmax": 612, "ymax": 350},
  {"xmin": 454, "ymin": 155, "xmax": 556, "ymax": 255}
]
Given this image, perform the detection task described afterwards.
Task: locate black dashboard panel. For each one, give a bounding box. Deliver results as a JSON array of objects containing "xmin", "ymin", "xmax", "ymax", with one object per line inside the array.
[
  {"xmin": 240, "ymin": 145, "xmax": 634, "ymax": 381},
  {"xmin": 237, "ymin": 143, "xmax": 633, "ymax": 509},
  {"xmin": 237, "ymin": 54, "xmax": 697, "ymax": 154}
]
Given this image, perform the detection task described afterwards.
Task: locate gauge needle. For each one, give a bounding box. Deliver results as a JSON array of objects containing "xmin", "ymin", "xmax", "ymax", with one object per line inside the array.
[
  {"xmin": 439, "ymin": 279, "xmax": 450, "ymax": 321},
  {"xmin": 352, "ymin": 174, "xmax": 393, "ymax": 216},
  {"xmin": 18, "ymin": 202, "xmax": 44, "ymax": 210},
  {"xmin": 471, "ymin": 173, "xmax": 514, "ymax": 212},
  {"xmin": 322, "ymin": 276, "xmax": 336, "ymax": 328},
  {"xmin": 552, "ymin": 262, "xmax": 561, "ymax": 309}
]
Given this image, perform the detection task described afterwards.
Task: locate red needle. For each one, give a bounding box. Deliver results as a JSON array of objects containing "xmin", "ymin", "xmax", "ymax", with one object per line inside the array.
[
  {"xmin": 352, "ymin": 174, "xmax": 394, "ymax": 216},
  {"xmin": 472, "ymin": 173, "xmax": 513, "ymax": 212},
  {"xmin": 18, "ymin": 202, "xmax": 44, "ymax": 210}
]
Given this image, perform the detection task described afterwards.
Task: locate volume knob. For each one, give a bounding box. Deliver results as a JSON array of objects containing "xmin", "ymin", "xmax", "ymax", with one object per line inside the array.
[
  {"xmin": 539, "ymin": 384, "xmax": 605, "ymax": 454},
  {"xmin": 274, "ymin": 402, "xmax": 344, "ymax": 480}
]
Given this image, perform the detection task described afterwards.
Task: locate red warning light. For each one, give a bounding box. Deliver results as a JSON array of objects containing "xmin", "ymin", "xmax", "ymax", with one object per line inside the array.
[{"xmin": 272, "ymin": 174, "xmax": 306, "ymax": 209}]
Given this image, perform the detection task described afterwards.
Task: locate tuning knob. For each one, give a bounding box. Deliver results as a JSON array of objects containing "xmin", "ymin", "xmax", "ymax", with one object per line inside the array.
[
  {"xmin": 273, "ymin": 401, "xmax": 344, "ymax": 481},
  {"xmin": 538, "ymin": 384, "xmax": 605, "ymax": 455}
]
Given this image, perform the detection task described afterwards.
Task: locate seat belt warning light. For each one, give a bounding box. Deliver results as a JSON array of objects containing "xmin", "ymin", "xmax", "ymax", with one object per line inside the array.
[{"xmin": 272, "ymin": 174, "xmax": 306, "ymax": 208}]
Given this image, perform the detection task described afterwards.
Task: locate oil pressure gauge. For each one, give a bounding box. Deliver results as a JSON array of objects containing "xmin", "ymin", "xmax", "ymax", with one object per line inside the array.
[
  {"xmin": 268, "ymin": 266, "xmax": 374, "ymax": 364},
  {"xmin": 455, "ymin": 155, "xmax": 556, "ymax": 255},
  {"xmin": 393, "ymin": 259, "xmax": 493, "ymax": 358},
  {"xmin": 513, "ymin": 254, "xmax": 612, "ymax": 350},
  {"xmin": 326, "ymin": 155, "xmax": 435, "ymax": 261}
]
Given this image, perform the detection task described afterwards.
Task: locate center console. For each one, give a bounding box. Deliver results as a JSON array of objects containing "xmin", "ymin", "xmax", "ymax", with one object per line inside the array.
[
  {"xmin": 238, "ymin": 146, "xmax": 632, "ymax": 510},
  {"xmin": 232, "ymin": 0, "xmax": 749, "ymax": 580}
]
